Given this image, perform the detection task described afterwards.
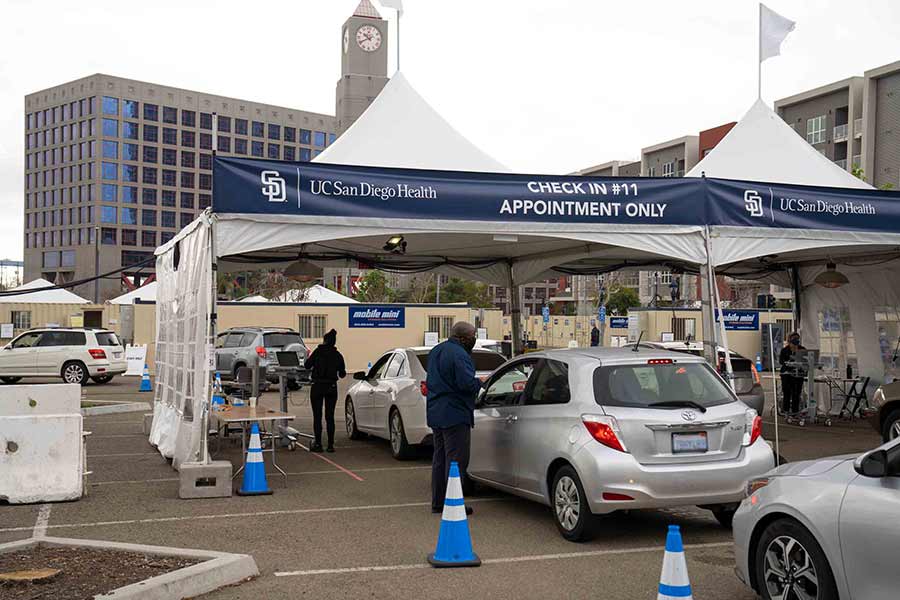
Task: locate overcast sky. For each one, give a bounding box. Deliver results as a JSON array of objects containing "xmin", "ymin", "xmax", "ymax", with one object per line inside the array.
[{"xmin": 1, "ymin": 0, "xmax": 899, "ymax": 260}]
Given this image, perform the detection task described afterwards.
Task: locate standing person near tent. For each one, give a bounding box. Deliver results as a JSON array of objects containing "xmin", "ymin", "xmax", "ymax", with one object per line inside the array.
[
  {"xmin": 304, "ymin": 329, "xmax": 346, "ymax": 453},
  {"xmin": 590, "ymin": 325, "xmax": 600, "ymax": 347},
  {"xmin": 426, "ymin": 321, "xmax": 482, "ymax": 515},
  {"xmin": 779, "ymin": 332, "xmax": 806, "ymax": 415}
]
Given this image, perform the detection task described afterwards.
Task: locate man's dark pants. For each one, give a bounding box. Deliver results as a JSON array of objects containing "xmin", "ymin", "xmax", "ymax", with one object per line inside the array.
[
  {"xmin": 310, "ymin": 382, "xmax": 338, "ymax": 447},
  {"xmin": 781, "ymin": 375, "xmax": 803, "ymax": 414},
  {"xmin": 431, "ymin": 424, "xmax": 471, "ymax": 510}
]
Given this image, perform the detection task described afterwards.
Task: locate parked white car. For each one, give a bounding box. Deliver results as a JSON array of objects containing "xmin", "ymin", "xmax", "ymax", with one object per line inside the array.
[
  {"xmin": 344, "ymin": 347, "xmax": 507, "ymax": 459},
  {"xmin": 0, "ymin": 328, "xmax": 126, "ymax": 385}
]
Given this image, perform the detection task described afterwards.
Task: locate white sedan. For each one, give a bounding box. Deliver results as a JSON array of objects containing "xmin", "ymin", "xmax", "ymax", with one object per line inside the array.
[{"xmin": 344, "ymin": 347, "xmax": 507, "ymax": 459}]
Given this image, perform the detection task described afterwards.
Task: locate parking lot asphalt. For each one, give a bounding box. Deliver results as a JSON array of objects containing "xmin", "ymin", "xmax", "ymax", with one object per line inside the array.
[{"xmin": 1, "ymin": 376, "xmax": 883, "ymax": 599}]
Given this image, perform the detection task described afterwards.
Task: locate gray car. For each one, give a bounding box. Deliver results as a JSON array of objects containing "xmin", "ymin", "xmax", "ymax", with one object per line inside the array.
[
  {"xmin": 468, "ymin": 347, "xmax": 775, "ymax": 541},
  {"xmin": 214, "ymin": 327, "xmax": 308, "ymax": 389},
  {"xmin": 734, "ymin": 436, "xmax": 900, "ymax": 600}
]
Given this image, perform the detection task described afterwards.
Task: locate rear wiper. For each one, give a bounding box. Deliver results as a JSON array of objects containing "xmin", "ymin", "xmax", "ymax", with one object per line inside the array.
[{"xmin": 647, "ymin": 400, "xmax": 708, "ymax": 413}]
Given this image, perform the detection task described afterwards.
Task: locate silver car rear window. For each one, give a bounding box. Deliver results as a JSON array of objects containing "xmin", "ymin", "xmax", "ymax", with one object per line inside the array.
[
  {"xmin": 263, "ymin": 332, "xmax": 302, "ymax": 348},
  {"xmin": 593, "ymin": 362, "xmax": 735, "ymax": 409}
]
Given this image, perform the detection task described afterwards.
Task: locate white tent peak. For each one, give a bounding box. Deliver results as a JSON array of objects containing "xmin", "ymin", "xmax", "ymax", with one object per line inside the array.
[
  {"xmin": 315, "ymin": 71, "xmax": 511, "ymax": 173},
  {"xmin": 686, "ymin": 98, "xmax": 872, "ymax": 189},
  {"xmin": 277, "ymin": 284, "xmax": 358, "ymax": 304},
  {"xmin": 108, "ymin": 281, "xmax": 157, "ymax": 305},
  {"xmin": 353, "ymin": 0, "xmax": 382, "ymax": 19},
  {"xmin": 0, "ymin": 278, "xmax": 90, "ymax": 304}
]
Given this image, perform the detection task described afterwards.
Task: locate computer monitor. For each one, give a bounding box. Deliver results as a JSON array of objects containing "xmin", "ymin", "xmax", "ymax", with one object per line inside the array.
[{"xmin": 276, "ymin": 351, "xmax": 301, "ymax": 368}]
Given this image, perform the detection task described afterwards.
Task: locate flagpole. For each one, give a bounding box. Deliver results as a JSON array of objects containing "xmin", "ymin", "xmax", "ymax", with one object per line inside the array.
[{"xmin": 757, "ymin": 2, "xmax": 762, "ymax": 99}]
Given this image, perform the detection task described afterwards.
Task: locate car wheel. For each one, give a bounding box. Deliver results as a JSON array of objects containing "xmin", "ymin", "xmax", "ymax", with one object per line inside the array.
[
  {"xmin": 345, "ymin": 397, "xmax": 363, "ymax": 440},
  {"xmin": 61, "ymin": 361, "xmax": 88, "ymax": 385},
  {"xmin": 0, "ymin": 376, "xmax": 22, "ymax": 384},
  {"xmin": 710, "ymin": 505, "xmax": 737, "ymax": 529},
  {"xmin": 389, "ymin": 409, "xmax": 414, "ymax": 460},
  {"xmin": 91, "ymin": 375, "xmax": 114, "ymax": 384},
  {"xmin": 551, "ymin": 465, "xmax": 595, "ymax": 542},
  {"xmin": 882, "ymin": 408, "xmax": 900, "ymax": 443},
  {"xmin": 754, "ymin": 518, "xmax": 838, "ymax": 600}
]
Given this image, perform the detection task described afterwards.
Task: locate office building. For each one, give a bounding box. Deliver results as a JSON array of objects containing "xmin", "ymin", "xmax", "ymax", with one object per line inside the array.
[{"xmin": 23, "ymin": 1, "xmax": 389, "ymax": 300}]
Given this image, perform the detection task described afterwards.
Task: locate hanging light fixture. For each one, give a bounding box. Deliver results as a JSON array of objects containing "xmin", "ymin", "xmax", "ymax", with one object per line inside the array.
[
  {"xmin": 383, "ymin": 235, "xmax": 407, "ymax": 254},
  {"xmin": 814, "ymin": 261, "xmax": 849, "ymax": 289},
  {"xmin": 283, "ymin": 259, "xmax": 322, "ymax": 282}
]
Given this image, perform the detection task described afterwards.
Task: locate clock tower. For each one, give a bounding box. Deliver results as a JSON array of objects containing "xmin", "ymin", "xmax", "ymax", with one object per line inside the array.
[{"xmin": 335, "ymin": 0, "xmax": 390, "ymax": 135}]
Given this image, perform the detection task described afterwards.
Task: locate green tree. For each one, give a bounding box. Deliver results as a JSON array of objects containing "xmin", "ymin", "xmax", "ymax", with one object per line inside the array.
[
  {"xmin": 355, "ymin": 270, "xmax": 395, "ymax": 303},
  {"xmin": 605, "ymin": 286, "xmax": 640, "ymax": 315},
  {"xmin": 438, "ymin": 278, "xmax": 493, "ymax": 308}
]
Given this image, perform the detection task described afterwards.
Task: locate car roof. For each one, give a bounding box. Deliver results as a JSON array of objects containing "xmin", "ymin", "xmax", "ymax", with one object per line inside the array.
[
  {"xmin": 519, "ymin": 346, "xmax": 709, "ymax": 365},
  {"xmin": 25, "ymin": 327, "xmax": 113, "ymax": 333},
  {"xmin": 626, "ymin": 341, "xmax": 747, "ymax": 359},
  {"xmin": 220, "ymin": 327, "xmax": 299, "ymax": 333}
]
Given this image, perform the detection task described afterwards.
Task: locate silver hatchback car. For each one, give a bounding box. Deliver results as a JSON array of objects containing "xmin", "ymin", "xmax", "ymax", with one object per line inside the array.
[
  {"xmin": 733, "ymin": 436, "xmax": 900, "ymax": 600},
  {"xmin": 468, "ymin": 347, "xmax": 775, "ymax": 541}
]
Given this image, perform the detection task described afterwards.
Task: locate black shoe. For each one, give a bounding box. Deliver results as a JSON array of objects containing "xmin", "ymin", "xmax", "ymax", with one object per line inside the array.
[
  {"xmin": 309, "ymin": 443, "xmax": 324, "ymax": 453},
  {"xmin": 326, "ymin": 446, "xmax": 335, "ymax": 453},
  {"xmin": 431, "ymin": 507, "xmax": 442, "ymax": 514},
  {"xmin": 465, "ymin": 506, "xmax": 473, "ymax": 516}
]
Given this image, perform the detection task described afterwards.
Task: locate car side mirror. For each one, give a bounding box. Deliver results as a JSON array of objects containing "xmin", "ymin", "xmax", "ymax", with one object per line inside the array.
[
  {"xmin": 353, "ymin": 371, "xmax": 367, "ymax": 381},
  {"xmin": 855, "ymin": 449, "xmax": 888, "ymax": 478}
]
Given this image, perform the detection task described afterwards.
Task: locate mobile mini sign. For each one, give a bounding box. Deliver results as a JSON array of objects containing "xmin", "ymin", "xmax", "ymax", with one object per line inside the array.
[
  {"xmin": 348, "ymin": 306, "xmax": 405, "ymax": 328},
  {"xmin": 715, "ymin": 309, "xmax": 760, "ymax": 331}
]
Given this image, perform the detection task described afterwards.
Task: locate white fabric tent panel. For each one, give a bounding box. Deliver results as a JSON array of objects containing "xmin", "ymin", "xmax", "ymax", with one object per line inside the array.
[{"xmin": 108, "ymin": 281, "xmax": 158, "ymax": 305}]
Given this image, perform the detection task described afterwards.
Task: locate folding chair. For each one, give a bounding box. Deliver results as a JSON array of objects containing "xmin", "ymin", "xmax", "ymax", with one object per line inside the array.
[{"xmin": 840, "ymin": 376, "xmax": 870, "ymax": 419}]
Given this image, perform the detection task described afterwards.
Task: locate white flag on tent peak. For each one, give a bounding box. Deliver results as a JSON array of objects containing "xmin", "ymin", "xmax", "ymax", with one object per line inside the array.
[
  {"xmin": 379, "ymin": 0, "xmax": 403, "ymax": 15},
  {"xmin": 759, "ymin": 3, "xmax": 796, "ymax": 63}
]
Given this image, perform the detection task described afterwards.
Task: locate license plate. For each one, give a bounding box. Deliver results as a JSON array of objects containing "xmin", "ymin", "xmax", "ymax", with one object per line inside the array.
[
  {"xmin": 113, "ymin": 352, "xmax": 122, "ymax": 358},
  {"xmin": 672, "ymin": 432, "xmax": 708, "ymax": 454}
]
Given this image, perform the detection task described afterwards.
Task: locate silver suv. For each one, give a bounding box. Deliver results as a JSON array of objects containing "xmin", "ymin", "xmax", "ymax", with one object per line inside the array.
[
  {"xmin": 0, "ymin": 328, "xmax": 126, "ymax": 385},
  {"xmin": 214, "ymin": 327, "xmax": 308, "ymax": 389}
]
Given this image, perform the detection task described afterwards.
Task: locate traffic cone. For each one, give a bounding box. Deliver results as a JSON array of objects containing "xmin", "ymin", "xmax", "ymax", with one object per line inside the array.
[
  {"xmin": 139, "ymin": 363, "xmax": 152, "ymax": 392},
  {"xmin": 427, "ymin": 461, "xmax": 480, "ymax": 568},
  {"xmin": 657, "ymin": 525, "xmax": 693, "ymax": 600},
  {"xmin": 237, "ymin": 423, "xmax": 272, "ymax": 496},
  {"xmin": 212, "ymin": 372, "xmax": 225, "ymax": 407}
]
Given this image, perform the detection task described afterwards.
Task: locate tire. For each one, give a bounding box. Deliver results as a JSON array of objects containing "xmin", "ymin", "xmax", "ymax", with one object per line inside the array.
[
  {"xmin": 754, "ymin": 518, "xmax": 838, "ymax": 600},
  {"xmin": 91, "ymin": 375, "xmax": 114, "ymax": 384},
  {"xmin": 345, "ymin": 397, "xmax": 363, "ymax": 440},
  {"xmin": 881, "ymin": 408, "xmax": 900, "ymax": 443},
  {"xmin": 550, "ymin": 465, "xmax": 596, "ymax": 542},
  {"xmin": 388, "ymin": 409, "xmax": 414, "ymax": 460},
  {"xmin": 61, "ymin": 361, "xmax": 88, "ymax": 385},
  {"xmin": 0, "ymin": 376, "xmax": 22, "ymax": 384},
  {"xmin": 711, "ymin": 506, "xmax": 737, "ymax": 529},
  {"xmin": 233, "ymin": 363, "xmax": 246, "ymax": 379}
]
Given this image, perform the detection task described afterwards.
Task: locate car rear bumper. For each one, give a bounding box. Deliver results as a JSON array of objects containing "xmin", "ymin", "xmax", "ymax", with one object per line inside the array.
[
  {"xmin": 575, "ymin": 439, "xmax": 775, "ymax": 514},
  {"xmin": 88, "ymin": 362, "xmax": 127, "ymax": 377}
]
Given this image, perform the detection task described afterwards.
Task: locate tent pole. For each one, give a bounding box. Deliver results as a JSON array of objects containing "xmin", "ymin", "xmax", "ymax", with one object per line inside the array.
[
  {"xmin": 711, "ymin": 262, "xmax": 736, "ymax": 390},
  {"xmin": 700, "ymin": 226, "xmax": 718, "ymax": 364},
  {"xmin": 507, "ymin": 261, "xmax": 523, "ymax": 356},
  {"xmin": 201, "ymin": 214, "xmax": 217, "ymax": 465}
]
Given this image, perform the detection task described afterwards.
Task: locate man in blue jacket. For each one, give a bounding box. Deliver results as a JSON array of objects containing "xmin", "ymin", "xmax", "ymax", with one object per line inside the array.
[{"xmin": 427, "ymin": 321, "xmax": 483, "ymax": 514}]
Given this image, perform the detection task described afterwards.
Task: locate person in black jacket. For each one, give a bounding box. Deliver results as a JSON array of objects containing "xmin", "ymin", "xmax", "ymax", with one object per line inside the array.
[
  {"xmin": 304, "ymin": 329, "xmax": 346, "ymax": 452},
  {"xmin": 779, "ymin": 332, "xmax": 806, "ymax": 415},
  {"xmin": 590, "ymin": 325, "xmax": 600, "ymax": 347}
]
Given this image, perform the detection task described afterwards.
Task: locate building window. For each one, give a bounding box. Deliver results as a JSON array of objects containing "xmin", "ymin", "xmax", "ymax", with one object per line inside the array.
[
  {"xmin": 43, "ymin": 251, "xmax": 60, "ymax": 267},
  {"xmin": 11, "ymin": 311, "xmax": 31, "ymax": 331},
  {"xmin": 160, "ymin": 231, "xmax": 174, "ymax": 244},
  {"xmin": 61, "ymin": 250, "xmax": 75, "ymax": 267},
  {"xmin": 122, "ymin": 122, "xmax": 139, "ymax": 140},
  {"xmin": 428, "ymin": 316, "xmax": 455, "ymax": 338},
  {"xmin": 102, "ymin": 140, "xmax": 118, "ymax": 159},
  {"xmin": 670, "ymin": 317, "xmax": 696, "ymax": 341},
  {"xmin": 163, "ymin": 127, "xmax": 177, "ymax": 145},
  {"xmin": 102, "ymin": 96, "xmax": 119, "ymax": 115},
  {"xmin": 234, "ymin": 118, "xmax": 248, "ymax": 135},
  {"xmin": 251, "ymin": 141, "xmax": 264, "ymax": 157},
  {"xmin": 199, "ymin": 112, "xmax": 212, "ymax": 130},
  {"xmin": 162, "ymin": 148, "xmax": 177, "ymax": 166},
  {"xmin": 807, "ymin": 115, "xmax": 826, "ymax": 145},
  {"xmin": 122, "ymin": 164, "xmax": 138, "ymax": 182},
  {"xmin": 182, "ymin": 110, "xmax": 196, "ymax": 127},
  {"xmin": 144, "ymin": 103, "xmax": 158, "ymax": 121},
  {"xmin": 142, "ymin": 230, "xmax": 157, "ymax": 247},
  {"xmin": 298, "ymin": 315, "xmax": 327, "ymax": 339},
  {"xmin": 122, "ymin": 186, "xmax": 138, "ymax": 204},
  {"xmin": 102, "ymin": 184, "xmax": 117, "ymax": 202},
  {"xmin": 180, "ymin": 212, "xmax": 194, "ymax": 227},
  {"xmin": 143, "ymin": 124, "xmax": 158, "ymax": 142},
  {"xmin": 102, "ymin": 118, "xmax": 118, "ymax": 137},
  {"xmin": 328, "ymin": 133, "xmax": 336, "ymax": 145},
  {"xmin": 662, "ymin": 162, "xmax": 674, "ymax": 177},
  {"xmin": 199, "ymin": 194, "xmax": 211, "ymax": 209},
  {"xmin": 217, "ymin": 116, "xmax": 231, "ymax": 133},
  {"xmin": 102, "ymin": 162, "xmax": 118, "ymax": 180},
  {"xmin": 142, "ymin": 166, "xmax": 157, "ymax": 185},
  {"xmin": 162, "ymin": 169, "xmax": 177, "ymax": 186},
  {"xmin": 249, "ymin": 121, "xmax": 265, "ymax": 137},
  {"xmin": 123, "ymin": 100, "xmax": 139, "ymax": 119},
  {"xmin": 314, "ymin": 131, "xmax": 326, "ymax": 147},
  {"xmin": 268, "ymin": 123, "xmax": 281, "ymax": 140},
  {"xmin": 142, "ymin": 208, "xmax": 157, "ymax": 226},
  {"xmin": 143, "ymin": 146, "xmax": 157, "ymax": 163},
  {"xmin": 181, "ymin": 151, "xmax": 195, "ymax": 168},
  {"xmin": 199, "ymin": 133, "xmax": 212, "ymax": 150},
  {"xmin": 121, "ymin": 228, "xmax": 137, "ymax": 246},
  {"xmin": 121, "ymin": 250, "xmax": 153, "ymax": 267},
  {"xmin": 217, "ymin": 136, "xmax": 231, "ymax": 153},
  {"xmin": 267, "ymin": 143, "xmax": 280, "ymax": 159},
  {"xmin": 284, "ymin": 146, "xmax": 295, "ymax": 161},
  {"xmin": 180, "ymin": 130, "xmax": 195, "ymax": 148},
  {"xmin": 161, "ymin": 211, "xmax": 176, "ymax": 228},
  {"xmin": 101, "ymin": 205, "xmax": 117, "ymax": 223},
  {"xmin": 180, "ymin": 192, "xmax": 194, "ymax": 208},
  {"xmin": 284, "ymin": 127, "xmax": 296, "ymax": 143},
  {"xmin": 299, "ymin": 148, "xmax": 311, "ymax": 161},
  {"xmin": 180, "ymin": 172, "xmax": 194, "ymax": 188},
  {"xmin": 162, "ymin": 106, "xmax": 177, "ymax": 124},
  {"xmin": 199, "ymin": 153, "xmax": 213, "ymax": 170},
  {"xmin": 299, "ymin": 129, "xmax": 311, "ymax": 144},
  {"xmin": 101, "ymin": 227, "xmax": 117, "ymax": 245},
  {"xmin": 122, "ymin": 143, "xmax": 138, "ymax": 161},
  {"xmin": 162, "ymin": 190, "xmax": 176, "ymax": 207},
  {"xmin": 199, "ymin": 173, "xmax": 212, "ymax": 190},
  {"xmin": 142, "ymin": 188, "xmax": 157, "ymax": 205},
  {"xmin": 121, "ymin": 207, "xmax": 137, "ymax": 225}
]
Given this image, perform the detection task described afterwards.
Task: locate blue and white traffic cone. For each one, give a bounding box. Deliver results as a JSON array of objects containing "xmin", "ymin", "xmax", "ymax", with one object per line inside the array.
[
  {"xmin": 756, "ymin": 354, "xmax": 763, "ymax": 372},
  {"xmin": 658, "ymin": 525, "xmax": 693, "ymax": 600},
  {"xmin": 212, "ymin": 372, "xmax": 225, "ymax": 407},
  {"xmin": 237, "ymin": 423, "xmax": 272, "ymax": 496},
  {"xmin": 427, "ymin": 461, "xmax": 480, "ymax": 568},
  {"xmin": 139, "ymin": 363, "xmax": 152, "ymax": 392}
]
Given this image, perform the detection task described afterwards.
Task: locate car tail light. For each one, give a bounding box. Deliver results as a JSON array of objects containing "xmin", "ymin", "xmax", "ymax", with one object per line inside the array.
[
  {"xmin": 750, "ymin": 362, "xmax": 761, "ymax": 385},
  {"xmin": 647, "ymin": 359, "xmax": 672, "ymax": 365},
  {"xmin": 255, "ymin": 346, "xmax": 267, "ymax": 359},
  {"xmin": 602, "ymin": 492, "xmax": 634, "ymax": 501},
  {"xmin": 88, "ymin": 348, "xmax": 106, "ymax": 360},
  {"xmin": 582, "ymin": 414, "xmax": 627, "ymax": 452},
  {"xmin": 746, "ymin": 477, "xmax": 771, "ymax": 500},
  {"xmin": 420, "ymin": 381, "xmax": 428, "ymax": 396},
  {"xmin": 742, "ymin": 409, "xmax": 762, "ymax": 446}
]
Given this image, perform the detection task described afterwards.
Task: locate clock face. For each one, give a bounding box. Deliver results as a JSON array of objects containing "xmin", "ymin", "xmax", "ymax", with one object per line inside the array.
[
  {"xmin": 356, "ymin": 24, "xmax": 382, "ymax": 52},
  {"xmin": 343, "ymin": 27, "xmax": 349, "ymax": 54}
]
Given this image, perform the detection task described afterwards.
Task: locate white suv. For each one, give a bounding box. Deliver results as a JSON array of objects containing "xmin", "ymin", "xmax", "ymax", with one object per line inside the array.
[{"xmin": 0, "ymin": 328, "xmax": 127, "ymax": 385}]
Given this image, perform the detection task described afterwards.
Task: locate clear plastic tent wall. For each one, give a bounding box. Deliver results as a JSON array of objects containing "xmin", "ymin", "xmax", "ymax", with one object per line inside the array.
[{"xmin": 148, "ymin": 215, "xmax": 211, "ymax": 467}]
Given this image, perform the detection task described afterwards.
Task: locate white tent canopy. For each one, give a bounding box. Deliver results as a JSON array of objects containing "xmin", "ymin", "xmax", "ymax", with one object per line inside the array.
[
  {"xmin": 0, "ymin": 278, "xmax": 89, "ymax": 304},
  {"xmin": 108, "ymin": 281, "xmax": 157, "ymax": 305},
  {"xmin": 277, "ymin": 284, "xmax": 358, "ymax": 303}
]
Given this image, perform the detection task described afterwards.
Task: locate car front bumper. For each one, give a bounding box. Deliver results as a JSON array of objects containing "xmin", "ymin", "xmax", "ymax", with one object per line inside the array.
[
  {"xmin": 574, "ymin": 439, "xmax": 775, "ymax": 514},
  {"xmin": 732, "ymin": 496, "xmax": 757, "ymax": 592}
]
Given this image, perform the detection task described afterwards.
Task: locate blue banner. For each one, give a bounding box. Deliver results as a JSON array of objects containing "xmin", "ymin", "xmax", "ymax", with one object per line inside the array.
[
  {"xmin": 348, "ymin": 305, "xmax": 405, "ymax": 328},
  {"xmin": 715, "ymin": 309, "xmax": 760, "ymax": 331},
  {"xmin": 609, "ymin": 317, "xmax": 629, "ymax": 329},
  {"xmin": 213, "ymin": 157, "xmax": 900, "ymax": 233}
]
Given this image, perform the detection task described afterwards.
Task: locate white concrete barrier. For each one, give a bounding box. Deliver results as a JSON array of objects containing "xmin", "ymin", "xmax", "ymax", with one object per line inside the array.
[{"xmin": 0, "ymin": 384, "xmax": 83, "ymax": 503}]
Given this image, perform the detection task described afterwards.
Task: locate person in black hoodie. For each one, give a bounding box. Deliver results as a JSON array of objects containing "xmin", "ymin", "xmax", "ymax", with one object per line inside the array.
[{"xmin": 304, "ymin": 329, "xmax": 346, "ymax": 452}]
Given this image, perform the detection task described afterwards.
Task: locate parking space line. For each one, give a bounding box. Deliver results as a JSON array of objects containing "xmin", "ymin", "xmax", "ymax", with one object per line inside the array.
[
  {"xmin": 90, "ymin": 434, "xmax": 148, "ymax": 439},
  {"xmin": 90, "ymin": 465, "xmax": 429, "ymax": 486},
  {"xmin": 296, "ymin": 442, "xmax": 365, "ymax": 481},
  {"xmin": 273, "ymin": 541, "xmax": 734, "ymax": 577},
  {"xmin": 87, "ymin": 452, "xmax": 162, "ymax": 458},
  {"xmin": 0, "ymin": 498, "xmax": 504, "ymax": 534},
  {"xmin": 33, "ymin": 504, "xmax": 52, "ymax": 538}
]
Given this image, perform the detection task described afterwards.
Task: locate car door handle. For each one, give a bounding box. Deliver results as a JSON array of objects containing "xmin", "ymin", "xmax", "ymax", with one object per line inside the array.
[{"xmin": 506, "ymin": 415, "xmax": 518, "ymax": 423}]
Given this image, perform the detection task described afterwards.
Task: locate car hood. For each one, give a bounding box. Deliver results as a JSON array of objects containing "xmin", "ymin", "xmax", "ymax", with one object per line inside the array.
[{"xmin": 769, "ymin": 454, "xmax": 857, "ymax": 477}]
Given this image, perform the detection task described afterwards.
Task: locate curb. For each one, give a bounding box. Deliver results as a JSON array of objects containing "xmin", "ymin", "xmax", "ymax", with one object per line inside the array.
[
  {"xmin": 82, "ymin": 402, "xmax": 152, "ymax": 417},
  {"xmin": 0, "ymin": 536, "xmax": 258, "ymax": 599}
]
